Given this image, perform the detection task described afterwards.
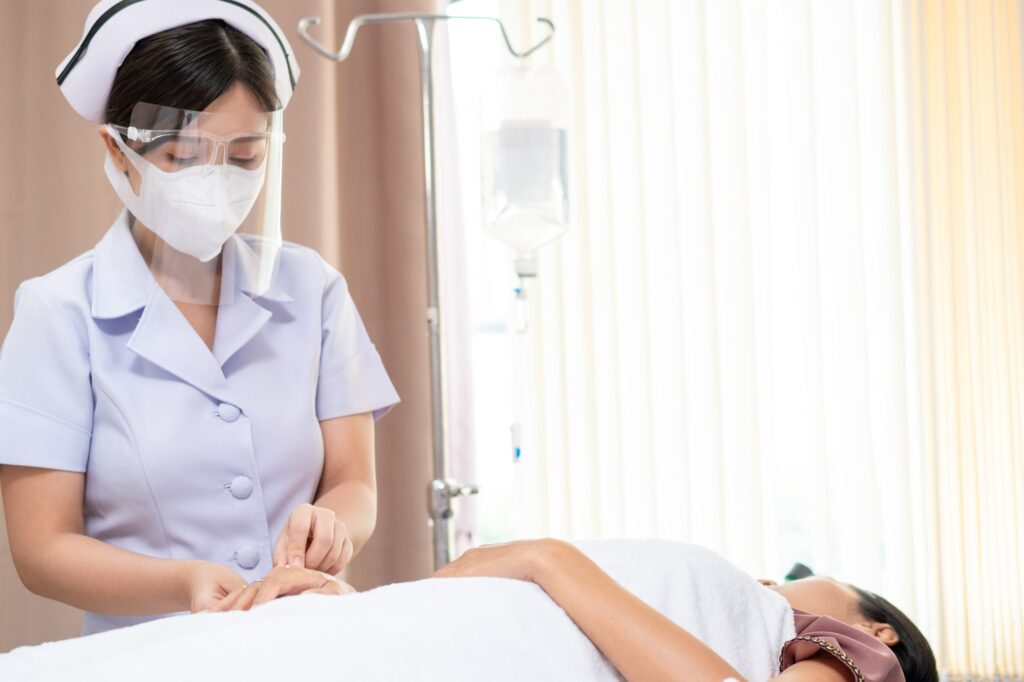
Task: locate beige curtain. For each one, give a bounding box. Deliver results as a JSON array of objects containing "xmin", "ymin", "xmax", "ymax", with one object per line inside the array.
[
  {"xmin": 908, "ymin": 0, "xmax": 1024, "ymax": 677},
  {"xmin": 0, "ymin": 0, "xmax": 438, "ymax": 651}
]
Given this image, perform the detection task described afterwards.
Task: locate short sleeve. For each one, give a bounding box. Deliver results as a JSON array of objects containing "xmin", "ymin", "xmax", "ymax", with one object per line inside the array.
[
  {"xmin": 781, "ymin": 611, "xmax": 905, "ymax": 682},
  {"xmin": 0, "ymin": 281, "xmax": 94, "ymax": 472},
  {"xmin": 315, "ymin": 259, "xmax": 400, "ymax": 422}
]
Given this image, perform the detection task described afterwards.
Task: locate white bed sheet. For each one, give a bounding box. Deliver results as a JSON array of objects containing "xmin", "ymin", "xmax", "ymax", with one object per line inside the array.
[{"xmin": 0, "ymin": 540, "xmax": 796, "ymax": 681}]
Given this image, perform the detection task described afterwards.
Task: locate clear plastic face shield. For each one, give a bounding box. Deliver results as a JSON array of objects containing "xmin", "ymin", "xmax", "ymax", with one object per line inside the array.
[{"xmin": 104, "ymin": 101, "xmax": 285, "ymax": 305}]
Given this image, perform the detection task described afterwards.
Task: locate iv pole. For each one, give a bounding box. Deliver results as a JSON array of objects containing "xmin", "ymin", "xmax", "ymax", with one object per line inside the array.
[{"xmin": 297, "ymin": 12, "xmax": 555, "ymax": 570}]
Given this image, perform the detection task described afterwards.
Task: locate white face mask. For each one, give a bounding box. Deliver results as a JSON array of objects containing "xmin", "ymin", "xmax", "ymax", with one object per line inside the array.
[{"xmin": 105, "ymin": 127, "xmax": 267, "ymax": 262}]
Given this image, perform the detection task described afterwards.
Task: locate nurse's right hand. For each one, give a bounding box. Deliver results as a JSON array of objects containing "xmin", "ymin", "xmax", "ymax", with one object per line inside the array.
[{"xmin": 187, "ymin": 561, "xmax": 247, "ymax": 613}]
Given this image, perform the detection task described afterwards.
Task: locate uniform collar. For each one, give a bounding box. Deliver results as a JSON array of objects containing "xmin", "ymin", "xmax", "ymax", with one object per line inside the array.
[
  {"xmin": 90, "ymin": 211, "xmax": 292, "ymax": 320},
  {"xmin": 90, "ymin": 211, "xmax": 157, "ymax": 319}
]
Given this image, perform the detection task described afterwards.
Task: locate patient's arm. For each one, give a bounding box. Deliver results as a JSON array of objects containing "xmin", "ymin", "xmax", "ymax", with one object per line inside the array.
[
  {"xmin": 438, "ymin": 540, "xmax": 744, "ymax": 681},
  {"xmin": 0, "ymin": 465, "xmax": 244, "ymax": 615},
  {"xmin": 435, "ymin": 540, "xmax": 850, "ymax": 682},
  {"xmin": 536, "ymin": 541, "xmax": 749, "ymax": 681}
]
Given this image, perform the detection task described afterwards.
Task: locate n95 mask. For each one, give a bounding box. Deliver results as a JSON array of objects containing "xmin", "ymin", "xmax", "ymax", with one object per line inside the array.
[{"xmin": 104, "ymin": 126, "xmax": 267, "ymax": 263}]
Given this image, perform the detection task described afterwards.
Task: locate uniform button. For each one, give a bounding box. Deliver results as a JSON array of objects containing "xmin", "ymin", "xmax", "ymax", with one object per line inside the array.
[
  {"xmin": 217, "ymin": 403, "xmax": 241, "ymax": 422},
  {"xmin": 228, "ymin": 475, "xmax": 253, "ymax": 500},
  {"xmin": 236, "ymin": 545, "xmax": 260, "ymax": 569}
]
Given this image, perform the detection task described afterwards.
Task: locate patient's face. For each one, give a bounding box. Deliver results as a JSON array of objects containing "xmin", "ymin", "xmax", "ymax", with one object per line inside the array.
[
  {"xmin": 768, "ymin": 576, "xmax": 900, "ymax": 646},
  {"xmin": 767, "ymin": 576, "xmax": 866, "ymax": 626}
]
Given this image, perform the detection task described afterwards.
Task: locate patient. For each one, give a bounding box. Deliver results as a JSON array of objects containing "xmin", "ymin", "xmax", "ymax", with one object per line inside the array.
[
  {"xmin": 433, "ymin": 539, "xmax": 939, "ymax": 682},
  {"xmin": 205, "ymin": 539, "xmax": 938, "ymax": 682}
]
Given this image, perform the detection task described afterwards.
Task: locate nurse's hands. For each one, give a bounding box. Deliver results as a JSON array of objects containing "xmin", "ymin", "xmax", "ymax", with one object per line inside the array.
[
  {"xmin": 272, "ymin": 502, "xmax": 353, "ymax": 575},
  {"xmin": 187, "ymin": 561, "xmax": 247, "ymax": 613},
  {"xmin": 207, "ymin": 564, "xmax": 356, "ymax": 612}
]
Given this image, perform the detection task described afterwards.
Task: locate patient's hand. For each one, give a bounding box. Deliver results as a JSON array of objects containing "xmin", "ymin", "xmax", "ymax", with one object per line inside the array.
[
  {"xmin": 433, "ymin": 539, "xmax": 570, "ymax": 583},
  {"xmin": 206, "ymin": 565, "xmax": 356, "ymax": 612}
]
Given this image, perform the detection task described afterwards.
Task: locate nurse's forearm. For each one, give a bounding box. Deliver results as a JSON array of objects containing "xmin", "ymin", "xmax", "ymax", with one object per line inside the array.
[
  {"xmin": 17, "ymin": 532, "xmax": 196, "ymax": 616},
  {"xmin": 314, "ymin": 480, "xmax": 376, "ymax": 555}
]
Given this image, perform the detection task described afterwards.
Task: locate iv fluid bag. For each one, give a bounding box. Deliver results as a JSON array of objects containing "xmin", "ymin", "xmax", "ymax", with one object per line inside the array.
[
  {"xmin": 481, "ymin": 124, "xmax": 569, "ymax": 257},
  {"xmin": 480, "ymin": 65, "xmax": 570, "ymax": 275}
]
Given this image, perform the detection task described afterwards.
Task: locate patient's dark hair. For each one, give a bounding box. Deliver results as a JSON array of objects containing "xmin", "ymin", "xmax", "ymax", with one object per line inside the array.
[
  {"xmin": 853, "ymin": 587, "xmax": 939, "ymax": 682},
  {"xmin": 105, "ymin": 19, "xmax": 278, "ymax": 127}
]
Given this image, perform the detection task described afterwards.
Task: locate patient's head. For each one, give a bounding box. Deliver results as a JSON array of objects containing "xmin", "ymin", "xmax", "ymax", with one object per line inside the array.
[{"xmin": 768, "ymin": 576, "xmax": 938, "ymax": 682}]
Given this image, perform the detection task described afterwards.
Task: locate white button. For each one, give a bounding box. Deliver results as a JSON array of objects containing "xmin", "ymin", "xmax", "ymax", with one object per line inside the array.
[
  {"xmin": 228, "ymin": 475, "xmax": 253, "ymax": 500},
  {"xmin": 236, "ymin": 546, "xmax": 260, "ymax": 570},
  {"xmin": 217, "ymin": 403, "xmax": 241, "ymax": 422}
]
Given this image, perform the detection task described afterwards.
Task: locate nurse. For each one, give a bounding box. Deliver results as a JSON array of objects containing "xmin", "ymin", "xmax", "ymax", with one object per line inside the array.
[{"xmin": 0, "ymin": 0, "xmax": 399, "ymax": 634}]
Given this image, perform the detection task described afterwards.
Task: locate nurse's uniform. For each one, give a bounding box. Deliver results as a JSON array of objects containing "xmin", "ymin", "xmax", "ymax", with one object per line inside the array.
[{"xmin": 0, "ymin": 212, "xmax": 399, "ymax": 634}]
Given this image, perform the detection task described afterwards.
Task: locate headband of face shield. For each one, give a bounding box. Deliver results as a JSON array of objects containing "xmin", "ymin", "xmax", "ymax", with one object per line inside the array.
[{"xmin": 105, "ymin": 101, "xmax": 285, "ymax": 305}]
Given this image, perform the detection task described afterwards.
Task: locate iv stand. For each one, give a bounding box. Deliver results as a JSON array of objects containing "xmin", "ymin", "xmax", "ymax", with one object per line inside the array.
[{"xmin": 297, "ymin": 13, "xmax": 556, "ymax": 570}]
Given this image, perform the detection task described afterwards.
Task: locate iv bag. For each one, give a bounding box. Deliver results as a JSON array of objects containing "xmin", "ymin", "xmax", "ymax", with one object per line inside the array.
[{"xmin": 480, "ymin": 65, "xmax": 569, "ymax": 277}]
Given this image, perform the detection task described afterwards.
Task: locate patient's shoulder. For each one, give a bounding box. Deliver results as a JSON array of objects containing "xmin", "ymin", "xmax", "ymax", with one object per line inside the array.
[{"xmin": 774, "ymin": 654, "xmax": 854, "ymax": 681}]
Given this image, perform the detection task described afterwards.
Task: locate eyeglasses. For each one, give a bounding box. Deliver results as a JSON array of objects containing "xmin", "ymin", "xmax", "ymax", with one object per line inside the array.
[{"xmin": 110, "ymin": 125, "xmax": 284, "ymax": 171}]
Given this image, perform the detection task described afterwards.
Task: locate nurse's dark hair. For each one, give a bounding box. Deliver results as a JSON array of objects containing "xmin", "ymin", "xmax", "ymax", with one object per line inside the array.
[
  {"xmin": 852, "ymin": 586, "xmax": 939, "ymax": 682},
  {"xmin": 104, "ymin": 19, "xmax": 278, "ymax": 126}
]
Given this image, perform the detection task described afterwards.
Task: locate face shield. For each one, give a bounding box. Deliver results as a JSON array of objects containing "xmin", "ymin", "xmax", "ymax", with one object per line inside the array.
[{"xmin": 104, "ymin": 101, "xmax": 285, "ymax": 305}]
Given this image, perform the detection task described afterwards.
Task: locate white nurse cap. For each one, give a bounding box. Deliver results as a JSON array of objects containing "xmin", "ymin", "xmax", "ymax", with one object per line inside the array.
[{"xmin": 56, "ymin": 0, "xmax": 301, "ymax": 123}]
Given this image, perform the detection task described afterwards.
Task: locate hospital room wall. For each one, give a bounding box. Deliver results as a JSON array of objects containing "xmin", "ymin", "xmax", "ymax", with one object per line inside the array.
[{"xmin": 0, "ymin": 0, "xmax": 439, "ymax": 652}]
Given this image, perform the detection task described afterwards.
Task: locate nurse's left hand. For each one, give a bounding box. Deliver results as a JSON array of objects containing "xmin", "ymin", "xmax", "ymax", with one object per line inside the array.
[
  {"xmin": 208, "ymin": 565, "xmax": 356, "ymax": 612},
  {"xmin": 272, "ymin": 503, "xmax": 354, "ymax": 575}
]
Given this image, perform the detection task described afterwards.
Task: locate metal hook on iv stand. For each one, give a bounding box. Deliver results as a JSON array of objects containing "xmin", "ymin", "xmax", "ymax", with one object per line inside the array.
[{"xmin": 297, "ymin": 13, "xmax": 556, "ymax": 571}]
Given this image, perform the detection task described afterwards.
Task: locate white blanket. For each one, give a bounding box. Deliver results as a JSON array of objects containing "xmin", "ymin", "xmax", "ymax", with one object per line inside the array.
[{"xmin": 0, "ymin": 541, "xmax": 795, "ymax": 681}]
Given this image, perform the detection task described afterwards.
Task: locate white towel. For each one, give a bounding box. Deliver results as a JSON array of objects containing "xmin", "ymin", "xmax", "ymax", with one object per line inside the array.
[{"xmin": 0, "ymin": 540, "xmax": 795, "ymax": 681}]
